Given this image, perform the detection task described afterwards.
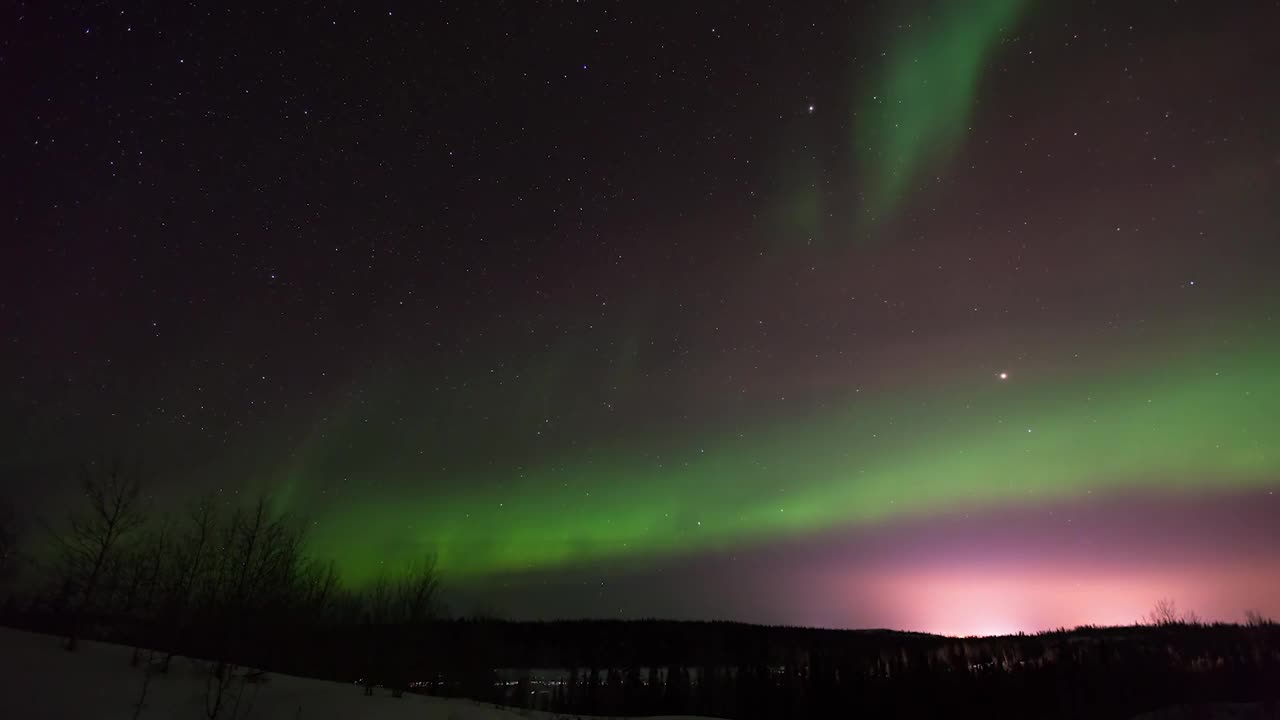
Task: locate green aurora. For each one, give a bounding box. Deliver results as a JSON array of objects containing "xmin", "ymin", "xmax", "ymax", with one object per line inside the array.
[
  {"xmin": 296, "ymin": 334, "xmax": 1279, "ymax": 583},
  {"xmin": 858, "ymin": 0, "xmax": 1030, "ymax": 217},
  {"xmin": 249, "ymin": 1, "xmax": 1274, "ymax": 587}
]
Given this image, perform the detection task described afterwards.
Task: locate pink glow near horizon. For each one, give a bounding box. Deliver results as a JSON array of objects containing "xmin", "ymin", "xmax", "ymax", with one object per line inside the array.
[{"xmin": 854, "ymin": 564, "xmax": 1280, "ymax": 636}]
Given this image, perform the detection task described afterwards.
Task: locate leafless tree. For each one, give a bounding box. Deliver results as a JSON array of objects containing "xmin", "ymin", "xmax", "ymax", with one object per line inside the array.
[
  {"xmin": 1145, "ymin": 598, "xmax": 1201, "ymax": 626},
  {"xmin": 366, "ymin": 573, "xmax": 395, "ymax": 622},
  {"xmin": 50, "ymin": 457, "xmax": 146, "ymax": 650},
  {"xmin": 119, "ymin": 520, "xmax": 177, "ymax": 719},
  {"xmin": 119, "ymin": 521, "xmax": 171, "ymax": 619},
  {"xmin": 295, "ymin": 557, "xmax": 342, "ymax": 619},
  {"xmin": 198, "ymin": 496, "xmax": 310, "ymax": 713},
  {"xmin": 394, "ymin": 554, "xmax": 440, "ymax": 626},
  {"xmin": 121, "ymin": 521, "xmax": 172, "ymax": 667},
  {"xmin": 359, "ymin": 573, "xmax": 395, "ymax": 696},
  {"xmin": 365, "ymin": 554, "xmax": 441, "ymax": 698},
  {"xmin": 159, "ymin": 495, "xmax": 220, "ymax": 671},
  {"xmin": 0, "ymin": 500, "xmax": 18, "ymax": 587},
  {"xmin": 1244, "ymin": 609, "xmax": 1273, "ymax": 627},
  {"xmin": 362, "ymin": 554, "xmax": 440, "ymax": 627},
  {"xmin": 393, "ymin": 554, "xmax": 439, "ymax": 697},
  {"xmin": 1144, "ymin": 598, "xmax": 1179, "ymax": 626}
]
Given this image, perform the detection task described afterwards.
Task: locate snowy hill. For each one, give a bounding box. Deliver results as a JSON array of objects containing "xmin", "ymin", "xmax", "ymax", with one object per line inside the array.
[
  {"xmin": 0, "ymin": 627, "xmax": 721, "ymax": 720},
  {"xmin": 2, "ymin": 626, "xmax": 1273, "ymax": 719}
]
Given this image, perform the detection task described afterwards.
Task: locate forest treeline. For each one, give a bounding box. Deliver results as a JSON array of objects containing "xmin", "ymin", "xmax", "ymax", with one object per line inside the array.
[
  {"xmin": 1, "ymin": 459, "xmax": 1279, "ymax": 719},
  {"xmin": 1, "ymin": 458, "xmax": 443, "ymax": 712}
]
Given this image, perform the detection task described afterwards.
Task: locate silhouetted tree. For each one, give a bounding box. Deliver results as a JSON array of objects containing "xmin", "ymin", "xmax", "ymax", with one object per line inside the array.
[
  {"xmin": 1146, "ymin": 598, "xmax": 1203, "ymax": 627},
  {"xmin": 160, "ymin": 495, "xmax": 220, "ymax": 671},
  {"xmin": 361, "ymin": 553, "xmax": 440, "ymax": 697},
  {"xmin": 1244, "ymin": 609, "xmax": 1273, "ymax": 627},
  {"xmin": 122, "ymin": 520, "xmax": 171, "ymax": 663},
  {"xmin": 50, "ymin": 457, "xmax": 146, "ymax": 650},
  {"xmin": 196, "ymin": 496, "xmax": 309, "ymax": 719},
  {"xmin": 394, "ymin": 554, "xmax": 440, "ymax": 626},
  {"xmin": 125, "ymin": 524, "xmax": 173, "ymax": 720},
  {"xmin": 0, "ymin": 500, "xmax": 18, "ymax": 587}
]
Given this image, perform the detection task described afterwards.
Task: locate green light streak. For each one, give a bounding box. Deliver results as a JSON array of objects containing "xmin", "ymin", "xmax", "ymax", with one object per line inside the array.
[
  {"xmin": 302, "ymin": 338, "xmax": 1280, "ymax": 584},
  {"xmin": 857, "ymin": 0, "xmax": 1029, "ymax": 216}
]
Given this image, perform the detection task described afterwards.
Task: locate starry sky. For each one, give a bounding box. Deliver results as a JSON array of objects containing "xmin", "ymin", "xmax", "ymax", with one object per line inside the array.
[{"xmin": 4, "ymin": 1, "xmax": 1280, "ymax": 635}]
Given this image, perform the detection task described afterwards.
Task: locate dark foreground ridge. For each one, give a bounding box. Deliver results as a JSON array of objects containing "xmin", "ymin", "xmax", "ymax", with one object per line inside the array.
[{"xmin": 5, "ymin": 607, "xmax": 1279, "ymax": 719}]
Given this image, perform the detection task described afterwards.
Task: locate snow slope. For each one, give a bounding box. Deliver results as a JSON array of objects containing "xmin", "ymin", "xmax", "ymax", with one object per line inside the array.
[
  {"xmin": 2, "ymin": 626, "xmax": 1268, "ymax": 719},
  {"xmin": 0, "ymin": 627, "xmax": 720, "ymax": 720}
]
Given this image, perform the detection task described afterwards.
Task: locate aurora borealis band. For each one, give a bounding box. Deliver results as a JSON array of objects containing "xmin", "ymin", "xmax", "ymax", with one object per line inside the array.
[
  {"xmin": 858, "ymin": 0, "xmax": 1030, "ymax": 216},
  {"xmin": 299, "ymin": 332, "xmax": 1280, "ymax": 581},
  {"xmin": 5, "ymin": 1, "xmax": 1280, "ymax": 634}
]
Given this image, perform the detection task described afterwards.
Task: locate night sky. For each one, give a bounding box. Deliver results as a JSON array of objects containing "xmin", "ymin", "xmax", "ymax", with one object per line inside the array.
[{"xmin": 5, "ymin": 1, "xmax": 1280, "ymax": 635}]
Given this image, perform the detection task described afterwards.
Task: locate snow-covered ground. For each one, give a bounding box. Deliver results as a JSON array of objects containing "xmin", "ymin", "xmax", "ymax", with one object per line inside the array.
[
  {"xmin": 1, "ymin": 626, "xmax": 1270, "ymax": 719},
  {"xmin": 0, "ymin": 627, "xmax": 721, "ymax": 720}
]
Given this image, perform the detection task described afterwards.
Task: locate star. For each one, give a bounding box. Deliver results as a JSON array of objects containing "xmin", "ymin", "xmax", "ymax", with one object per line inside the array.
[{"xmin": 998, "ymin": 372, "xmax": 1009, "ymax": 380}]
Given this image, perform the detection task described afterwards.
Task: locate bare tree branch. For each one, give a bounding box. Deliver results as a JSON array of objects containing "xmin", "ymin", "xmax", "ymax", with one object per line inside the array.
[{"xmin": 52, "ymin": 456, "xmax": 147, "ymax": 650}]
